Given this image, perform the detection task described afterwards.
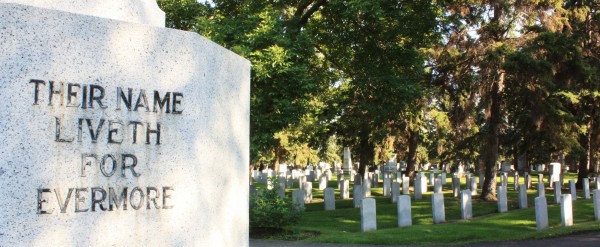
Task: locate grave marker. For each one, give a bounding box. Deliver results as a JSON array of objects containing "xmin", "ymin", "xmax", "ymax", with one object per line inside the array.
[
  {"xmin": 498, "ymin": 186, "xmax": 508, "ymax": 213},
  {"xmin": 397, "ymin": 195, "xmax": 412, "ymax": 227},
  {"xmin": 432, "ymin": 193, "xmax": 445, "ymax": 224},
  {"xmin": 561, "ymin": 194, "xmax": 573, "ymax": 227},
  {"xmin": 535, "ymin": 196, "xmax": 548, "ymax": 231},
  {"xmin": 460, "ymin": 190, "xmax": 472, "ymax": 220},
  {"xmin": 324, "ymin": 188, "xmax": 335, "ymax": 211},
  {"xmin": 361, "ymin": 198, "xmax": 377, "ymax": 232}
]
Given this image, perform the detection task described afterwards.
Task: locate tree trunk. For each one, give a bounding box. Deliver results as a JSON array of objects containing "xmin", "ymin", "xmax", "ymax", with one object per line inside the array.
[
  {"xmin": 481, "ymin": 81, "xmax": 502, "ymax": 201},
  {"xmin": 273, "ymin": 143, "xmax": 282, "ymax": 174},
  {"xmin": 406, "ymin": 129, "xmax": 419, "ymax": 183},
  {"xmin": 576, "ymin": 120, "xmax": 592, "ymax": 188},
  {"xmin": 358, "ymin": 129, "xmax": 374, "ymax": 177}
]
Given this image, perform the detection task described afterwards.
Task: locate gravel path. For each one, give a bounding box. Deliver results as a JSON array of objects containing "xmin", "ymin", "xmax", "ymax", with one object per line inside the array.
[{"xmin": 250, "ymin": 230, "xmax": 600, "ymax": 247}]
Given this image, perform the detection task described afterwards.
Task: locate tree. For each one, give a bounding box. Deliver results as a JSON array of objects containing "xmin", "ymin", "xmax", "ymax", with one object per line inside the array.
[{"xmin": 310, "ymin": 0, "xmax": 439, "ymax": 176}]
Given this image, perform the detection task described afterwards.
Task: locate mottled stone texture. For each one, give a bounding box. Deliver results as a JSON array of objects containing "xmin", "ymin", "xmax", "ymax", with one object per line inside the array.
[
  {"xmin": 0, "ymin": 0, "xmax": 165, "ymax": 26},
  {"xmin": 0, "ymin": 3, "xmax": 250, "ymax": 246}
]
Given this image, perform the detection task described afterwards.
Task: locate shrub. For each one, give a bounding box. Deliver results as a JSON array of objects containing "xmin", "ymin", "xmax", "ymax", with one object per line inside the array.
[{"xmin": 250, "ymin": 184, "xmax": 302, "ymax": 229}]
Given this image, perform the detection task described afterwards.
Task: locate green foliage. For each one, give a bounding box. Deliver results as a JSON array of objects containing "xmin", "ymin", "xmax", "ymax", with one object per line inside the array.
[{"xmin": 250, "ymin": 184, "xmax": 303, "ymax": 229}]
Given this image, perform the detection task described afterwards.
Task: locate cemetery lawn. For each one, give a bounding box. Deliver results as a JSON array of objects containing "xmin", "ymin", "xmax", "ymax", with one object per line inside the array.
[{"xmin": 268, "ymin": 172, "xmax": 600, "ymax": 245}]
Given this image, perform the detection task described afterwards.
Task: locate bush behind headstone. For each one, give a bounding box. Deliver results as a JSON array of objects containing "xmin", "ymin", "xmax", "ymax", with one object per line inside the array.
[{"xmin": 250, "ymin": 182, "xmax": 303, "ymax": 229}]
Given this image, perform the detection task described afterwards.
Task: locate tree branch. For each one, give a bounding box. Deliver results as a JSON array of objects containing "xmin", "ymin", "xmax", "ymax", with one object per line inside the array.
[{"xmin": 297, "ymin": 0, "xmax": 327, "ymax": 28}]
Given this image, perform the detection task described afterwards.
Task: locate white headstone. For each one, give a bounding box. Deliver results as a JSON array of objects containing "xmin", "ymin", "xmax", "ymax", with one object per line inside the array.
[
  {"xmin": 342, "ymin": 147, "xmax": 352, "ymax": 173},
  {"xmin": 360, "ymin": 198, "xmax": 377, "ymax": 232},
  {"xmin": 0, "ymin": 2, "xmax": 250, "ymax": 246},
  {"xmin": 397, "ymin": 195, "xmax": 412, "ymax": 227},
  {"xmin": 303, "ymin": 182, "xmax": 313, "ymax": 203},
  {"xmin": 432, "ymin": 193, "xmax": 445, "ymax": 224},
  {"xmin": 518, "ymin": 184, "xmax": 528, "ymax": 209},
  {"xmin": 537, "ymin": 182, "xmax": 545, "ymax": 198},
  {"xmin": 383, "ymin": 177, "xmax": 391, "ymax": 196},
  {"xmin": 470, "ymin": 178, "xmax": 477, "ymax": 196},
  {"xmin": 554, "ymin": 181, "xmax": 562, "ymax": 204},
  {"xmin": 584, "ymin": 178, "xmax": 590, "ymax": 199},
  {"xmin": 434, "ymin": 177, "xmax": 442, "ymax": 193},
  {"xmin": 535, "ymin": 196, "xmax": 548, "ymax": 231},
  {"xmin": 402, "ymin": 177, "xmax": 410, "ymax": 195},
  {"xmin": 569, "ymin": 179, "xmax": 576, "ymax": 201},
  {"xmin": 498, "ymin": 186, "xmax": 508, "ymax": 213},
  {"xmin": 292, "ymin": 189, "xmax": 305, "ymax": 210},
  {"xmin": 415, "ymin": 175, "xmax": 423, "ymax": 200},
  {"xmin": 460, "ymin": 190, "xmax": 472, "ymax": 220},
  {"xmin": 392, "ymin": 182, "xmax": 400, "ymax": 203},
  {"xmin": 561, "ymin": 194, "xmax": 573, "ymax": 227},
  {"xmin": 324, "ymin": 188, "xmax": 335, "ymax": 211},
  {"xmin": 353, "ymin": 185, "xmax": 363, "ymax": 208},
  {"xmin": 340, "ymin": 180, "xmax": 350, "ymax": 199},
  {"xmin": 319, "ymin": 175, "xmax": 327, "ymax": 190}
]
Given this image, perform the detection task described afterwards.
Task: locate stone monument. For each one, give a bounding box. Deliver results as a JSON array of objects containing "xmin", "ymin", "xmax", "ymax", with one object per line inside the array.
[{"xmin": 0, "ymin": 1, "xmax": 250, "ymax": 246}]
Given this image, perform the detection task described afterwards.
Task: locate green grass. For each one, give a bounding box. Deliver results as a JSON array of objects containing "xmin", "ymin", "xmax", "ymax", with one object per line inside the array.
[{"xmin": 265, "ymin": 171, "xmax": 600, "ymax": 245}]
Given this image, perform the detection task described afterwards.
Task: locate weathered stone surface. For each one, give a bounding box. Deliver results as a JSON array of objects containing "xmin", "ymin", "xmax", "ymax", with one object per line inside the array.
[
  {"xmin": 498, "ymin": 186, "xmax": 508, "ymax": 213},
  {"xmin": 538, "ymin": 181, "xmax": 545, "ymax": 198},
  {"xmin": 561, "ymin": 194, "xmax": 573, "ymax": 227},
  {"xmin": 303, "ymin": 182, "xmax": 313, "ymax": 203},
  {"xmin": 432, "ymin": 193, "xmax": 445, "ymax": 224},
  {"xmin": 364, "ymin": 174, "xmax": 372, "ymax": 197},
  {"xmin": 324, "ymin": 188, "xmax": 335, "ymax": 211},
  {"xmin": 0, "ymin": 0, "xmax": 165, "ymax": 26},
  {"xmin": 361, "ymin": 198, "xmax": 377, "ymax": 232},
  {"xmin": 397, "ymin": 195, "xmax": 412, "ymax": 227},
  {"xmin": 415, "ymin": 175, "xmax": 423, "ymax": 200},
  {"xmin": 0, "ymin": 2, "xmax": 250, "ymax": 246},
  {"xmin": 518, "ymin": 184, "xmax": 528, "ymax": 209},
  {"xmin": 535, "ymin": 196, "xmax": 548, "ymax": 231},
  {"xmin": 460, "ymin": 190, "xmax": 472, "ymax": 220}
]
